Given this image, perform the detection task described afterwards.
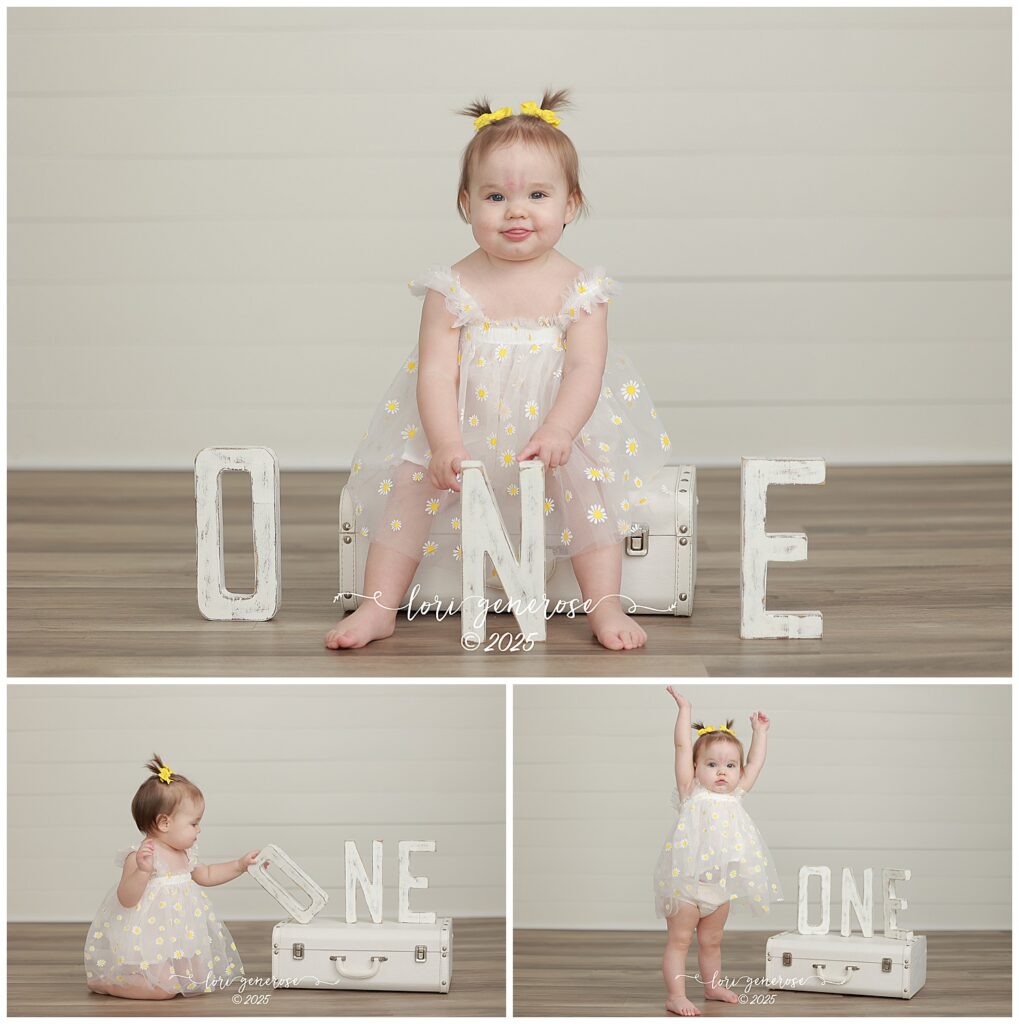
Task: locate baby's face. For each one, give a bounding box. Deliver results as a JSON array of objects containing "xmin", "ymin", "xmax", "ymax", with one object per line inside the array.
[
  {"xmin": 462, "ymin": 141, "xmax": 578, "ymax": 262},
  {"xmin": 694, "ymin": 740, "xmax": 742, "ymax": 793},
  {"xmin": 157, "ymin": 796, "xmax": 204, "ymax": 851}
]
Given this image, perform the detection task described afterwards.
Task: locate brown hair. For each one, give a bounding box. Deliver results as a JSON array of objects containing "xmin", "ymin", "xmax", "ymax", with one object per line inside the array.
[
  {"xmin": 454, "ymin": 87, "xmax": 591, "ymax": 224},
  {"xmin": 130, "ymin": 754, "xmax": 204, "ymax": 834},
  {"xmin": 691, "ymin": 721, "xmax": 746, "ymax": 769}
]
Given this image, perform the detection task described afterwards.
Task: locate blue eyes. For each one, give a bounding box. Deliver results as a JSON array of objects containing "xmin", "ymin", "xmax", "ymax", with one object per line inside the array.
[{"xmin": 486, "ymin": 192, "xmax": 547, "ymax": 202}]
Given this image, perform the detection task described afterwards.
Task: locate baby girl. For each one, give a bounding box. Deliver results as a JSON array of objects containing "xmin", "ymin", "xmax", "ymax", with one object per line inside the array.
[
  {"xmin": 326, "ymin": 87, "xmax": 669, "ymax": 652},
  {"xmin": 84, "ymin": 755, "xmax": 260, "ymax": 999},
  {"xmin": 654, "ymin": 687, "xmax": 782, "ymax": 1015}
]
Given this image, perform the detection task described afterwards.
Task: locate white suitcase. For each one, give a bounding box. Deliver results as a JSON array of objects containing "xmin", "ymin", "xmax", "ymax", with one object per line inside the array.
[
  {"xmin": 339, "ymin": 464, "xmax": 697, "ymax": 616},
  {"xmin": 272, "ymin": 917, "xmax": 453, "ymax": 993},
  {"xmin": 765, "ymin": 931, "xmax": 927, "ymax": 999}
]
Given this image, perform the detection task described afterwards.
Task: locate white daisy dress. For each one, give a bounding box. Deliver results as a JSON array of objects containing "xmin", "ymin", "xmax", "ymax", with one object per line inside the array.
[
  {"xmin": 345, "ymin": 265, "xmax": 671, "ymax": 565},
  {"xmin": 84, "ymin": 838, "xmax": 243, "ymax": 998},
  {"xmin": 653, "ymin": 781, "xmax": 783, "ymax": 919}
]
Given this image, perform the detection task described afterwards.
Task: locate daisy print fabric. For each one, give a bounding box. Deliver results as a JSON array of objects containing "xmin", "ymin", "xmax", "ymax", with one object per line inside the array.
[
  {"xmin": 84, "ymin": 840, "xmax": 242, "ymax": 997},
  {"xmin": 344, "ymin": 266, "xmax": 669, "ymax": 565}
]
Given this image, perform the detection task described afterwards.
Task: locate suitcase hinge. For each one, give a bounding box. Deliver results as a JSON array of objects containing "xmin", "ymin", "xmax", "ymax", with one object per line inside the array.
[
  {"xmin": 625, "ymin": 523, "xmax": 649, "ymax": 557},
  {"xmin": 415, "ymin": 944, "xmax": 427, "ymax": 962},
  {"xmin": 881, "ymin": 957, "xmax": 892, "ymax": 973},
  {"xmin": 292, "ymin": 942, "xmax": 304, "ymax": 960},
  {"xmin": 782, "ymin": 952, "xmax": 792, "ymax": 967}
]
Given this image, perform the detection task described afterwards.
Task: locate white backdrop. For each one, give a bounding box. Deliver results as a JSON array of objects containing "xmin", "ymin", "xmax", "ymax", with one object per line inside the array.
[
  {"xmin": 514, "ymin": 683, "xmax": 1011, "ymax": 930},
  {"xmin": 7, "ymin": 7, "xmax": 1010, "ymax": 468},
  {"xmin": 7, "ymin": 683, "xmax": 506, "ymax": 922}
]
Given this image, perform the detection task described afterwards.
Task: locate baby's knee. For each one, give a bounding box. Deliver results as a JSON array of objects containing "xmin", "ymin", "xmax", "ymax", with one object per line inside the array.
[{"xmin": 696, "ymin": 929, "xmax": 724, "ymax": 953}]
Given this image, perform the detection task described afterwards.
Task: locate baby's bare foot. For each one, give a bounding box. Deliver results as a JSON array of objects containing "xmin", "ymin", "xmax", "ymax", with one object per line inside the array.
[
  {"xmin": 665, "ymin": 995, "xmax": 702, "ymax": 1016},
  {"xmin": 324, "ymin": 603, "xmax": 396, "ymax": 650},
  {"xmin": 587, "ymin": 601, "xmax": 647, "ymax": 651},
  {"xmin": 704, "ymin": 983, "xmax": 739, "ymax": 1004}
]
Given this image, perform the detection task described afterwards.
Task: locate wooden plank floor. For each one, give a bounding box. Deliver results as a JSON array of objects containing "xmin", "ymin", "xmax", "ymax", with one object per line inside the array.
[
  {"xmin": 8, "ymin": 918, "xmax": 504, "ymax": 1016},
  {"xmin": 513, "ymin": 927, "xmax": 1011, "ymax": 1016},
  {"xmin": 7, "ymin": 465, "xmax": 1010, "ymax": 676}
]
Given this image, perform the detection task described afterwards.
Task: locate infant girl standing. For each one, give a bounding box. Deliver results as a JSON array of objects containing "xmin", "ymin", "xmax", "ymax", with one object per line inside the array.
[
  {"xmin": 84, "ymin": 755, "xmax": 260, "ymax": 1000},
  {"xmin": 326, "ymin": 87, "xmax": 670, "ymax": 652},
  {"xmin": 654, "ymin": 687, "xmax": 782, "ymax": 1016}
]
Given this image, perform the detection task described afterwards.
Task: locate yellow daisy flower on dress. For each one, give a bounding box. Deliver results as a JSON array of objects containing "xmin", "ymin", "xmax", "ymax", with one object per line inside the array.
[
  {"xmin": 617, "ymin": 519, "xmax": 633, "ymax": 536},
  {"xmin": 453, "ymin": 544, "xmax": 463, "ymax": 561},
  {"xmin": 620, "ymin": 498, "xmax": 631, "ymax": 511},
  {"xmin": 598, "ymin": 442, "xmax": 610, "ymax": 453},
  {"xmin": 487, "ymin": 434, "xmax": 498, "ymax": 449},
  {"xmin": 468, "ymin": 414, "xmax": 479, "ymax": 428},
  {"xmin": 506, "ymin": 484, "xmax": 519, "ymax": 497},
  {"xmin": 351, "ymin": 460, "xmax": 362, "ymax": 475},
  {"xmin": 621, "ymin": 380, "xmax": 640, "ymax": 402},
  {"xmin": 505, "ymin": 423, "xmax": 516, "ymax": 436},
  {"xmin": 529, "ymin": 343, "xmax": 541, "ymax": 354},
  {"xmin": 603, "ymin": 467, "xmax": 616, "ymax": 483},
  {"xmin": 625, "ymin": 438, "xmax": 639, "ymax": 457},
  {"xmin": 585, "ymin": 466, "xmax": 605, "ymax": 481},
  {"xmin": 660, "ymin": 432, "xmax": 671, "ymax": 452},
  {"xmin": 389, "ymin": 519, "xmax": 402, "ymax": 532},
  {"xmin": 384, "ymin": 399, "xmax": 399, "ymax": 415},
  {"xmin": 587, "ymin": 504, "xmax": 607, "ymax": 524},
  {"xmin": 411, "ymin": 471, "xmax": 424, "ymax": 482},
  {"xmin": 544, "ymin": 497, "xmax": 555, "ymax": 516},
  {"xmin": 424, "ymin": 498, "xmax": 441, "ymax": 515},
  {"xmin": 405, "ymin": 359, "xmax": 417, "ymax": 373},
  {"xmin": 360, "ymin": 526, "xmax": 369, "ymax": 537},
  {"xmin": 475, "ymin": 385, "xmax": 489, "ymax": 402},
  {"xmin": 422, "ymin": 541, "xmax": 438, "ymax": 558},
  {"xmin": 580, "ymin": 431, "xmax": 592, "ymax": 446},
  {"xmin": 611, "ymin": 414, "xmax": 623, "ymax": 426},
  {"xmin": 525, "ymin": 400, "xmax": 539, "ymax": 420},
  {"xmin": 451, "ymin": 516, "xmax": 461, "ymax": 531},
  {"xmin": 602, "ymin": 386, "xmax": 613, "ymax": 398},
  {"xmin": 634, "ymin": 476, "xmax": 644, "ymax": 488},
  {"xmin": 639, "ymin": 496, "xmax": 649, "ymax": 505},
  {"xmin": 560, "ymin": 528, "xmax": 573, "ymax": 546},
  {"xmin": 650, "ymin": 407, "xmax": 657, "ymax": 418},
  {"xmin": 565, "ymin": 489, "xmax": 573, "ymax": 502},
  {"xmin": 495, "ymin": 345, "xmax": 509, "ymax": 362},
  {"xmin": 401, "ymin": 423, "xmax": 418, "ymax": 440},
  {"xmin": 476, "ymin": 355, "xmax": 486, "ymax": 368},
  {"xmin": 378, "ymin": 478, "xmax": 393, "ymax": 495},
  {"xmin": 132, "ymin": 926, "xmax": 141, "ymax": 935},
  {"xmin": 500, "ymin": 449, "xmax": 516, "ymax": 467}
]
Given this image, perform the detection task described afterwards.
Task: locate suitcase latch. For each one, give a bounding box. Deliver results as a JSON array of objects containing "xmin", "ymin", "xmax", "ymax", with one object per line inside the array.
[
  {"xmin": 782, "ymin": 952, "xmax": 792, "ymax": 967},
  {"xmin": 882, "ymin": 957, "xmax": 892, "ymax": 973},
  {"xmin": 625, "ymin": 523, "xmax": 649, "ymax": 557},
  {"xmin": 415, "ymin": 944, "xmax": 427, "ymax": 963},
  {"xmin": 292, "ymin": 942, "xmax": 304, "ymax": 960}
]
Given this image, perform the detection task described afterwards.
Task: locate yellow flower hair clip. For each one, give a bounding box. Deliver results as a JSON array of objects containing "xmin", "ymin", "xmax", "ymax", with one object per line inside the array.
[
  {"xmin": 519, "ymin": 100, "xmax": 560, "ymax": 128},
  {"xmin": 474, "ymin": 106, "xmax": 513, "ymax": 132},
  {"xmin": 696, "ymin": 725, "xmax": 737, "ymax": 738},
  {"xmin": 157, "ymin": 764, "xmax": 174, "ymax": 784}
]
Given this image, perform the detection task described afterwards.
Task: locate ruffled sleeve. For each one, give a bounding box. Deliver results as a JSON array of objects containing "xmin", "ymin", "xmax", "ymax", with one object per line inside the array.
[
  {"xmin": 187, "ymin": 843, "xmax": 202, "ymax": 871},
  {"xmin": 407, "ymin": 266, "xmax": 479, "ymax": 329},
  {"xmin": 114, "ymin": 838, "xmax": 143, "ymax": 868},
  {"xmin": 557, "ymin": 266, "xmax": 620, "ymax": 328}
]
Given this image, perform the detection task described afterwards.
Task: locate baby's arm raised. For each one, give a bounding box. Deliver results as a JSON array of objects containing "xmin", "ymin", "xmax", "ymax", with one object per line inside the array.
[
  {"xmin": 191, "ymin": 850, "xmax": 260, "ymax": 887},
  {"xmin": 116, "ymin": 848, "xmax": 152, "ymax": 909},
  {"xmin": 517, "ymin": 301, "xmax": 608, "ymax": 467},
  {"xmin": 667, "ymin": 685, "xmax": 695, "ymax": 799},
  {"xmin": 739, "ymin": 711, "xmax": 771, "ymax": 793},
  {"xmin": 417, "ymin": 290, "xmax": 470, "ymax": 491}
]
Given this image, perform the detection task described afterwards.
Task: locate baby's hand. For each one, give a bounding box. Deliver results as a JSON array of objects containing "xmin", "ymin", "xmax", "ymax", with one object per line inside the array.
[
  {"xmin": 517, "ymin": 422, "xmax": 572, "ymax": 470},
  {"xmin": 666, "ymin": 685, "xmax": 690, "ymax": 711},
  {"xmin": 750, "ymin": 711, "xmax": 770, "ymax": 732},
  {"xmin": 236, "ymin": 850, "xmax": 261, "ymax": 871},
  {"xmin": 428, "ymin": 442, "xmax": 470, "ymax": 493},
  {"xmin": 135, "ymin": 840, "xmax": 155, "ymax": 874}
]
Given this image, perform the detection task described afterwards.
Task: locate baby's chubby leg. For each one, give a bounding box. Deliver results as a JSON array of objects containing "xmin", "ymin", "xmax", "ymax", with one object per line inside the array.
[
  {"xmin": 697, "ymin": 902, "xmax": 738, "ymax": 1004},
  {"xmin": 570, "ymin": 541, "xmax": 647, "ymax": 650},
  {"xmin": 326, "ymin": 462, "xmax": 432, "ymax": 650},
  {"xmin": 663, "ymin": 903, "xmax": 703, "ymax": 1016}
]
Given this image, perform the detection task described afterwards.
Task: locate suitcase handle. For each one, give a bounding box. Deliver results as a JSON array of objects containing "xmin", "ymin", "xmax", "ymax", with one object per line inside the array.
[
  {"xmin": 329, "ymin": 954, "xmax": 387, "ymax": 980},
  {"xmin": 811, "ymin": 962, "xmax": 860, "ymax": 986}
]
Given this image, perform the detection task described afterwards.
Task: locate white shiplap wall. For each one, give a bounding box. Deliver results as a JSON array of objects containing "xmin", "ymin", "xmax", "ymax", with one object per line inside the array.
[
  {"xmin": 8, "ymin": 684, "xmax": 505, "ymax": 922},
  {"xmin": 514, "ymin": 684, "xmax": 1010, "ymax": 930},
  {"xmin": 8, "ymin": 7, "xmax": 1010, "ymax": 468}
]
